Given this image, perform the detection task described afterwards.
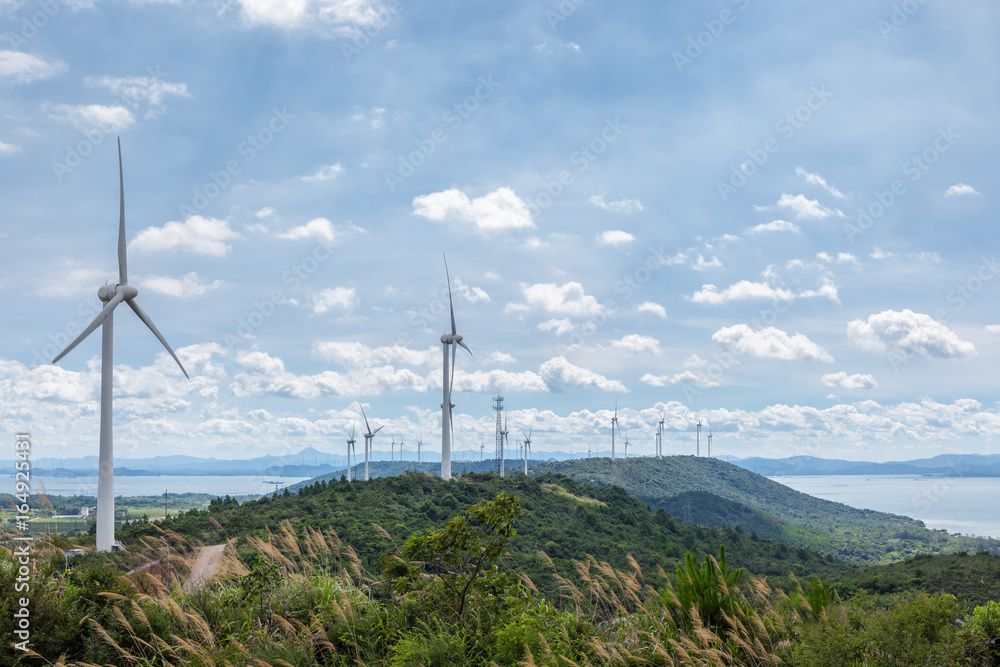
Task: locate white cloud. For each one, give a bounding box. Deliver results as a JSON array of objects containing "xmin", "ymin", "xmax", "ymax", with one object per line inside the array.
[
  {"xmin": 693, "ymin": 254, "xmax": 722, "ymax": 271},
  {"xmin": 0, "ymin": 50, "xmax": 64, "ymax": 83},
  {"xmin": 611, "ymin": 334, "xmax": 660, "ymax": 354},
  {"xmin": 713, "ymin": 324, "xmax": 834, "ymax": 362},
  {"xmin": 141, "ymin": 272, "xmax": 225, "ymax": 298},
  {"xmin": 945, "ymin": 183, "xmax": 978, "ymax": 197},
  {"xmin": 413, "ymin": 187, "xmax": 533, "ymax": 232},
  {"xmin": 452, "ymin": 277, "xmax": 490, "ymax": 304},
  {"xmin": 481, "ymin": 351, "xmax": 516, "ymax": 365},
  {"xmin": 236, "ymin": 0, "xmax": 390, "ymax": 31},
  {"xmin": 538, "ymin": 318, "xmax": 575, "ymax": 335},
  {"xmin": 774, "ymin": 193, "xmax": 843, "ymax": 219},
  {"xmin": 636, "ymin": 301, "xmax": 667, "ymax": 319},
  {"xmin": 277, "ymin": 217, "xmax": 336, "ymax": 242},
  {"xmin": 312, "ymin": 287, "xmax": 357, "ymax": 314},
  {"xmin": 0, "ymin": 140, "xmax": 21, "ymax": 154},
  {"xmin": 47, "ymin": 104, "xmax": 135, "ymax": 132},
  {"xmin": 300, "ymin": 163, "xmax": 344, "ymax": 181},
  {"xmin": 691, "ymin": 281, "xmax": 795, "ymax": 304},
  {"xmin": 870, "ymin": 247, "xmax": 894, "ymax": 260},
  {"xmin": 510, "ymin": 282, "xmax": 604, "ymax": 318},
  {"xmin": 314, "ymin": 341, "xmax": 436, "ymax": 367},
  {"xmin": 130, "ymin": 216, "xmax": 239, "ymax": 256},
  {"xmin": 640, "ymin": 371, "xmax": 720, "ymax": 388},
  {"xmin": 795, "ymin": 167, "xmax": 845, "ymax": 198},
  {"xmin": 847, "ymin": 309, "xmax": 976, "ymax": 360},
  {"xmin": 350, "ymin": 105, "xmax": 386, "ymax": 128},
  {"xmin": 255, "ymin": 207, "xmax": 275, "ymax": 218},
  {"xmin": 85, "ymin": 75, "xmax": 191, "ymax": 119},
  {"xmin": 985, "ymin": 325, "xmax": 1000, "ymax": 334},
  {"xmin": 598, "ymin": 230, "xmax": 635, "ymax": 246},
  {"xmin": 821, "ymin": 372, "xmax": 878, "ymax": 390},
  {"xmin": 539, "ymin": 356, "xmax": 626, "ymax": 392},
  {"xmin": 747, "ymin": 219, "xmax": 799, "ymax": 234},
  {"xmin": 589, "ymin": 194, "xmax": 644, "ymax": 213}
]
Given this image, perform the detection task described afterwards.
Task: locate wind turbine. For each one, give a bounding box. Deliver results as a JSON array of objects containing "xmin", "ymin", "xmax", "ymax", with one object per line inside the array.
[
  {"xmin": 399, "ymin": 435, "xmax": 405, "ymax": 462},
  {"xmin": 657, "ymin": 411, "xmax": 665, "ymax": 459},
  {"xmin": 522, "ymin": 426, "xmax": 532, "ymax": 475},
  {"xmin": 346, "ymin": 422, "xmax": 357, "ymax": 482},
  {"xmin": 391, "ymin": 435, "xmax": 397, "ymax": 462},
  {"xmin": 440, "ymin": 255, "xmax": 472, "ymax": 481},
  {"xmin": 51, "ymin": 139, "xmax": 188, "ymax": 552},
  {"xmin": 499, "ymin": 410, "xmax": 509, "ymax": 477},
  {"xmin": 417, "ymin": 436, "xmax": 423, "ymax": 463},
  {"xmin": 480, "ymin": 438, "xmax": 484, "ymax": 461},
  {"xmin": 696, "ymin": 417, "xmax": 703, "ymax": 457},
  {"xmin": 359, "ymin": 404, "xmax": 382, "ymax": 481},
  {"xmin": 707, "ymin": 423, "xmax": 713, "ymax": 458},
  {"xmin": 622, "ymin": 423, "xmax": 630, "ymax": 459},
  {"xmin": 611, "ymin": 400, "xmax": 619, "ymax": 463}
]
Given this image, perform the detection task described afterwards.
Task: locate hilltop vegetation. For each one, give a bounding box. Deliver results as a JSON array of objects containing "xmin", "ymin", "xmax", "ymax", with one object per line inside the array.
[
  {"xmin": 536, "ymin": 456, "xmax": 1000, "ymax": 563},
  {"xmin": 123, "ymin": 471, "xmax": 848, "ymax": 597}
]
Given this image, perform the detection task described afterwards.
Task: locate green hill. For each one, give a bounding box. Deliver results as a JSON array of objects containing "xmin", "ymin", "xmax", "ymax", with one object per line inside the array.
[
  {"xmin": 125, "ymin": 471, "xmax": 848, "ymax": 596},
  {"xmin": 534, "ymin": 456, "xmax": 1000, "ymax": 563}
]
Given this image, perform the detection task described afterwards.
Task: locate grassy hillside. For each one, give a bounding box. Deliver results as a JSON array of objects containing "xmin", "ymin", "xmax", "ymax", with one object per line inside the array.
[
  {"xmin": 534, "ymin": 456, "xmax": 1000, "ymax": 563},
  {"xmin": 123, "ymin": 471, "xmax": 849, "ymax": 596}
]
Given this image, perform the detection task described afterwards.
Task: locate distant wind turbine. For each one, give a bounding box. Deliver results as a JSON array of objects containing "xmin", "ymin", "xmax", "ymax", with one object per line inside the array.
[
  {"xmin": 440, "ymin": 255, "xmax": 472, "ymax": 481},
  {"xmin": 417, "ymin": 436, "xmax": 423, "ymax": 463},
  {"xmin": 499, "ymin": 410, "xmax": 509, "ymax": 477},
  {"xmin": 623, "ymin": 423, "xmax": 630, "ymax": 459},
  {"xmin": 346, "ymin": 422, "xmax": 357, "ymax": 482},
  {"xmin": 611, "ymin": 400, "xmax": 620, "ymax": 462},
  {"xmin": 707, "ymin": 423, "xmax": 713, "ymax": 458},
  {"xmin": 52, "ymin": 139, "xmax": 188, "ymax": 552},
  {"xmin": 391, "ymin": 434, "xmax": 397, "ymax": 462},
  {"xmin": 696, "ymin": 417, "xmax": 703, "ymax": 457},
  {"xmin": 657, "ymin": 411, "xmax": 665, "ymax": 459},
  {"xmin": 399, "ymin": 435, "xmax": 405, "ymax": 462},
  {"xmin": 359, "ymin": 403, "xmax": 383, "ymax": 481},
  {"xmin": 522, "ymin": 426, "xmax": 532, "ymax": 475}
]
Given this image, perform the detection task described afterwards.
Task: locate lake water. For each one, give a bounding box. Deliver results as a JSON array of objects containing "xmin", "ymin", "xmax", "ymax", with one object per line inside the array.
[
  {"xmin": 3, "ymin": 475, "xmax": 311, "ymax": 498},
  {"xmin": 769, "ymin": 475, "xmax": 1000, "ymax": 539}
]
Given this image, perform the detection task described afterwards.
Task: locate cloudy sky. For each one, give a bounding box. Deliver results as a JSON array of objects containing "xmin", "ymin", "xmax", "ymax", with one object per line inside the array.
[{"xmin": 1, "ymin": 0, "xmax": 998, "ymax": 463}]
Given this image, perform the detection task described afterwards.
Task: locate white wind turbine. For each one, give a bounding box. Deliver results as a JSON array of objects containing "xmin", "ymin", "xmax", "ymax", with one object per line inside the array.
[
  {"xmin": 696, "ymin": 417, "xmax": 703, "ymax": 457},
  {"xmin": 522, "ymin": 426, "xmax": 532, "ymax": 475},
  {"xmin": 391, "ymin": 435, "xmax": 397, "ymax": 462},
  {"xmin": 440, "ymin": 255, "xmax": 472, "ymax": 481},
  {"xmin": 52, "ymin": 139, "xmax": 189, "ymax": 552},
  {"xmin": 359, "ymin": 404, "xmax": 382, "ymax": 481},
  {"xmin": 657, "ymin": 411, "xmax": 665, "ymax": 459},
  {"xmin": 346, "ymin": 422, "xmax": 357, "ymax": 482},
  {"xmin": 707, "ymin": 423, "xmax": 713, "ymax": 458},
  {"xmin": 499, "ymin": 410, "xmax": 509, "ymax": 477},
  {"xmin": 399, "ymin": 435, "xmax": 405, "ymax": 462},
  {"xmin": 623, "ymin": 423, "xmax": 630, "ymax": 459},
  {"xmin": 416, "ymin": 436, "xmax": 423, "ymax": 463}
]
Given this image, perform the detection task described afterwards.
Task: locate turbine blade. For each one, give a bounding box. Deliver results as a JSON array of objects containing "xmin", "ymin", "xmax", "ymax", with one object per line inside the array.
[
  {"xmin": 444, "ymin": 253, "xmax": 457, "ymax": 336},
  {"xmin": 458, "ymin": 339, "xmax": 472, "ymax": 356},
  {"xmin": 360, "ymin": 403, "xmax": 372, "ymax": 434},
  {"xmin": 373, "ymin": 425, "xmax": 384, "ymax": 434},
  {"xmin": 126, "ymin": 299, "xmax": 189, "ymax": 379},
  {"xmin": 52, "ymin": 291, "xmax": 125, "ymax": 363},
  {"xmin": 118, "ymin": 138, "xmax": 127, "ymax": 285}
]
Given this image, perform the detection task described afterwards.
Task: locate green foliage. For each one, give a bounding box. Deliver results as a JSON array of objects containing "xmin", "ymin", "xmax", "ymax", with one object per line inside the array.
[
  {"xmin": 671, "ymin": 544, "xmax": 745, "ymax": 630},
  {"xmin": 965, "ymin": 600, "xmax": 1000, "ymax": 666}
]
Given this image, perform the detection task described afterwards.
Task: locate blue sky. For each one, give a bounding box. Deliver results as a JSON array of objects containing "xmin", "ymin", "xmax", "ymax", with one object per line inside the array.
[{"xmin": 1, "ymin": 0, "xmax": 998, "ymax": 463}]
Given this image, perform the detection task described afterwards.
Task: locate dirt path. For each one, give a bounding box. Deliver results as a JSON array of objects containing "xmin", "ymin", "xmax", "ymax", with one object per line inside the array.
[{"xmin": 182, "ymin": 544, "xmax": 226, "ymax": 593}]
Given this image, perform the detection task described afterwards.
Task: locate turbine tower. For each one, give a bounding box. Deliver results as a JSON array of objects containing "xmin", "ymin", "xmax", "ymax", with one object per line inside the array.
[
  {"xmin": 52, "ymin": 139, "xmax": 188, "ymax": 552},
  {"xmin": 359, "ymin": 404, "xmax": 382, "ymax": 481},
  {"xmin": 657, "ymin": 411, "xmax": 665, "ymax": 459},
  {"xmin": 707, "ymin": 424, "xmax": 713, "ymax": 458},
  {"xmin": 440, "ymin": 255, "xmax": 472, "ymax": 481},
  {"xmin": 391, "ymin": 435, "xmax": 397, "ymax": 462},
  {"xmin": 416, "ymin": 436, "xmax": 423, "ymax": 463},
  {"xmin": 523, "ymin": 427, "xmax": 532, "ymax": 475},
  {"xmin": 346, "ymin": 423, "xmax": 356, "ymax": 482},
  {"xmin": 696, "ymin": 417, "xmax": 703, "ymax": 457},
  {"xmin": 494, "ymin": 395, "xmax": 504, "ymax": 475},
  {"xmin": 622, "ymin": 423, "xmax": 630, "ymax": 459},
  {"xmin": 399, "ymin": 435, "xmax": 405, "ymax": 462},
  {"xmin": 480, "ymin": 438, "xmax": 484, "ymax": 461},
  {"xmin": 500, "ymin": 409, "xmax": 510, "ymax": 477},
  {"xmin": 611, "ymin": 400, "xmax": 619, "ymax": 462}
]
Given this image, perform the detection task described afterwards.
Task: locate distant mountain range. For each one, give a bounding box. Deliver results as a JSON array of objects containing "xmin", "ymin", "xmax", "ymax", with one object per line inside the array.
[{"xmin": 27, "ymin": 448, "xmax": 1000, "ymax": 478}]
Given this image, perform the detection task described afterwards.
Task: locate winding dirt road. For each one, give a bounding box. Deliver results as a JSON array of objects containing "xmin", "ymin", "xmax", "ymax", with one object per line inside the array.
[{"xmin": 182, "ymin": 544, "xmax": 226, "ymax": 593}]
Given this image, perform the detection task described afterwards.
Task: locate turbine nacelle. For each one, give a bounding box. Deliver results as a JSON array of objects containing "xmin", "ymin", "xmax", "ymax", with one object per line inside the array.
[{"xmin": 98, "ymin": 284, "xmax": 138, "ymax": 302}]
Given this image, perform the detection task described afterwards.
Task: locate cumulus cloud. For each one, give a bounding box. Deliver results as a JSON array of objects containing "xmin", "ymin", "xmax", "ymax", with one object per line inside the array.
[
  {"xmin": 636, "ymin": 301, "xmax": 667, "ymax": 319},
  {"xmin": 141, "ymin": 272, "xmax": 225, "ymax": 298},
  {"xmin": 130, "ymin": 216, "xmax": 239, "ymax": 256},
  {"xmin": 847, "ymin": 309, "xmax": 976, "ymax": 360},
  {"xmin": 747, "ymin": 220, "xmax": 799, "ymax": 235},
  {"xmin": 640, "ymin": 371, "xmax": 720, "ymax": 388},
  {"xmin": 945, "ymin": 183, "xmax": 978, "ymax": 197},
  {"xmin": 312, "ymin": 287, "xmax": 357, "ymax": 314},
  {"xmin": 691, "ymin": 278, "xmax": 838, "ymax": 304},
  {"xmin": 85, "ymin": 75, "xmax": 191, "ymax": 119},
  {"xmin": 47, "ymin": 104, "xmax": 134, "ymax": 132},
  {"xmin": 412, "ymin": 187, "xmax": 533, "ymax": 232},
  {"xmin": 236, "ymin": 0, "xmax": 392, "ymax": 32},
  {"xmin": 539, "ymin": 356, "xmax": 626, "ymax": 392},
  {"xmin": 314, "ymin": 341, "xmax": 437, "ymax": 367},
  {"xmin": 598, "ymin": 230, "xmax": 636, "ymax": 246},
  {"xmin": 508, "ymin": 282, "xmax": 604, "ymax": 318},
  {"xmin": 795, "ymin": 167, "xmax": 845, "ymax": 198},
  {"xmin": 538, "ymin": 318, "xmax": 575, "ymax": 335},
  {"xmin": 773, "ymin": 193, "xmax": 843, "ymax": 219},
  {"xmin": 0, "ymin": 50, "xmax": 64, "ymax": 83},
  {"xmin": 277, "ymin": 217, "xmax": 336, "ymax": 242},
  {"xmin": 589, "ymin": 194, "xmax": 644, "ymax": 213},
  {"xmin": 0, "ymin": 140, "xmax": 20, "ymax": 154},
  {"xmin": 713, "ymin": 325, "xmax": 834, "ymax": 362},
  {"xmin": 821, "ymin": 372, "xmax": 878, "ymax": 390},
  {"xmin": 611, "ymin": 334, "xmax": 660, "ymax": 354},
  {"xmin": 693, "ymin": 255, "xmax": 722, "ymax": 271},
  {"xmin": 452, "ymin": 277, "xmax": 490, "ymax": 303},
  {"xmin": 300, "ymin": 163, "xmax": 343, "ymax": 181}
]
